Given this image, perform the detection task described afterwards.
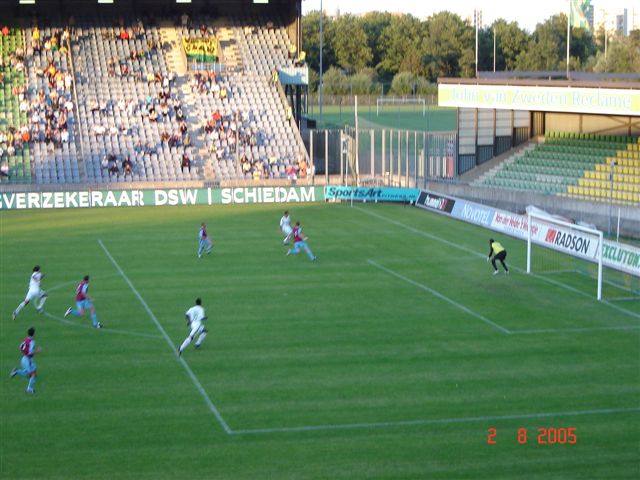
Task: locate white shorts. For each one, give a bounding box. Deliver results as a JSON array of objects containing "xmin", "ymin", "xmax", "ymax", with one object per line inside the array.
[
  {"xmin": 282, "ymin": 225, "xmax": 293, "ymax": 236},
  {"xmin": 25, "ymin": 288, "xmax": 44, "ymax": 303},
  {"xmin": 189, "ymin": 322, "xmax": 205, "ymax": 338}
]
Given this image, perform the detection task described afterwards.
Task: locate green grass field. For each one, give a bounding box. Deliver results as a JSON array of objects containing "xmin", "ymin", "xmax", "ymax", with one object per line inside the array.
[
  {"xmin": 1, "ymin": 203, "xmax": 639, "ymax": 479},
  {"xmin": 308, "ymin": 104, "xmax": 457, "ymax": 131}
]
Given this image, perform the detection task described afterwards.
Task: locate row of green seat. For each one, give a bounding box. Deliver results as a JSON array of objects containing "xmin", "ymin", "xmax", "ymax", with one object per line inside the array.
[
  {"xmin": 546, "ymin": 131, "xmax": 636, "ymax": 144},
  {"xmin": 483, "ymin": 177, "xmax": 566, "ymax": 194},
  {"xmin": 1, "ymin": 28, "xmax": 32, "ymax": 184}
]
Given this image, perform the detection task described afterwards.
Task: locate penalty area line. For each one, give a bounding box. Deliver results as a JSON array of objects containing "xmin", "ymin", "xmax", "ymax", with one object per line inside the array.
[
  {"xmin": 355, "ymin": 206, "xmax": 640, "ymax": 322},
  {"xmin": 44, "ymin": 311, "xmax": 163, "ymax": 340},
  {"xmin": 367, "ymin": 259, "xmax": 511, "ymax": 335},
  {"xmin": 230, "ymin": 406, "xmax": 640, "ymax": 435},
  {"xmin": 98, "ymin": 239, "xmax": 232, "ymax": 435}
]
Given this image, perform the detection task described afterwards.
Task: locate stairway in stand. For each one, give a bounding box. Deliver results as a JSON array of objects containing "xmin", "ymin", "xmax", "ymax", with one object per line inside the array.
[{"xmin": 159, "ymin": 24, "xmax": 187, "ymax": 76}]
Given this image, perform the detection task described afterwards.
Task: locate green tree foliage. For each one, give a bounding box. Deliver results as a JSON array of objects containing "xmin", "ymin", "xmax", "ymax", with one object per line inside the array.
[
  {"xmin": 516, "ymin": 14, "xmax": 568, "ymax": 70},
  {"xmin": 322, "ymin": 66, "xmax": 349, "ymax": 95},
  {"xmin": 301, "ymin": 10, "xmax": 334, "ymax": 74},
  {"xmin": 592, "ymin": 30, "xmax": 640, "ymax": 73},
  {"xmin": 327, "ymin": 14, "xmax": 373, "ymax": 74},
  {"xmin": 492, "ymin": 20, "xmax": 529, "ymax": 71},
  {"xmin": 377, "ymin": 14, "xmax": 424, "ymax": 78},
  {"xmin": 359, "ymin": 12, "xmax": 394, "ymax": 73},
  {"xmin": 421, "ymin": 12, "xmax": 474, "ymax": 81},
  {"xmin": 350, "ymin": 70, "xmax": 375, "ymax": 94},
  {"xmin": 301, "ymin": 9, "xmax": 628, "ymax": 87},
  {"xmin": 390, "ymin": 71, "xmax": 416, "ymax": 95}
]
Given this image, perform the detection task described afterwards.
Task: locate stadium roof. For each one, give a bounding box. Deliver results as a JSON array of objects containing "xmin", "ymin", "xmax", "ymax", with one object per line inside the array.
[{"xmin": 7, "ymin": 0, "xmax": 300, "ymax": 17}]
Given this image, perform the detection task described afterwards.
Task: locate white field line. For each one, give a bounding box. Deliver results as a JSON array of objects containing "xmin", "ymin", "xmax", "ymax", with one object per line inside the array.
[
  {"xmin": 355, "ymin": 206, "xmax": 640, "ymax": 322},
  {"xmin": 367, "ymin": 259, "xmax": 511, "ymax": 335},
  {"xmin": 45, "ymin": 273, "xmax": 120, "ymax": 293},
  {"xmin": 510, "ymin": 325, "xmax": 640, "ymax": 335},
  {"xmin": 230, "ymin": 406, "xmax": 640, "ymax": 435},
  {"xmin": 44, "ymin": 311, "xmax": 163, "ymax": 339},
  {"xmin": 98, "ymin": 239, "xmax": 232, "ymax": 434}
]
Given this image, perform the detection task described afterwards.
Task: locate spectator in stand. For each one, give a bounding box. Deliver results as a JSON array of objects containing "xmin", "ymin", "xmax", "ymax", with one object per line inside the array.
[
  {"xmin": 109, "ymin": 161, "xmax": 119, "ymax": 177},
  {"xmin": 288, "ymin": 43, "xmax": 297, "ymax": 60},
  {"xmin": 295, "ymin": 51, "xmax": 306, "ymax": 67},
  {"xmin": 122, "ymin": 157, "xmax": 133, "ymax": 176},
  {"xmin": 181, "ymin": 153, "xmax": 191, "ymax": 172},
  {"xmin": 31, "ymin": 26, "xmax": 41, "ymax": 52},
  {"xmin": 1, "ymin": 26, "xmax": 9, "ymax": 37}
]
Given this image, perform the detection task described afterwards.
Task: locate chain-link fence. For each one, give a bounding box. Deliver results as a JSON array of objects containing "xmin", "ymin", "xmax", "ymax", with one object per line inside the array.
[{"xmin": 305, "ymin": 128, "xmax": 458, "ymax": 188}]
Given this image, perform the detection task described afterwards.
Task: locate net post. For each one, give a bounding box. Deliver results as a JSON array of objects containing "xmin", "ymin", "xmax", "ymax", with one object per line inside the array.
[
  {"xmin": 527, "ymin": 212, "xmax": 532, "ymax": 274},
  {"xmin": 597, "ymin": 230, "xmax": 603, "ymax": 301}
]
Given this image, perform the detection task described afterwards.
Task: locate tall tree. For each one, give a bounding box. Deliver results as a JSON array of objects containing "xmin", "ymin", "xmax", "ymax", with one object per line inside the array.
[
  {"xmin": 326, "ymin": 14, "xmax": 372, "ymax": 74},
  {"xmin": 491, "ymin": 20, "xmax": 529, "ymax": 71},
  {"xmin": 359, "ymin": 12, "xmax": 394, "ymax": 73},
  {"xmin": 516, "ymin": 14, "xmax": 567, "ymax": 71},
  {"xmin": 592, "ymin": 30, "xmax": 640, "ymax": 73},
  {"xmin": 377, "ymin": 14, "xmax": 424, "ymax": 78},
  {"xmin": 301, "ymin": 10, "xmax": 335, "ymax": 75},
  {"xmin": 422, "ymin": 12, "xmax": 474, "ymax": 80}
]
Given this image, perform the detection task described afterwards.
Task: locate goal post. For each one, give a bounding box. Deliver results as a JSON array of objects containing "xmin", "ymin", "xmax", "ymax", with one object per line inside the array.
[
  {"xmin": 376, "ymin": 97, "xmax": 426, "ymax": 117},
  {"xmin": 527, "ymin": 212, "xmax": 603, "ymax": 301}
]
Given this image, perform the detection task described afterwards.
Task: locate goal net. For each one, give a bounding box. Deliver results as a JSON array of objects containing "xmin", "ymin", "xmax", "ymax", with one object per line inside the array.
[
  {"xmin": 527, "ymin": 212, "xmax": 604, "ymax": 300},
  {"xmin": 376, "ymin": 97, "xmax": 426, "ymax": 117}
]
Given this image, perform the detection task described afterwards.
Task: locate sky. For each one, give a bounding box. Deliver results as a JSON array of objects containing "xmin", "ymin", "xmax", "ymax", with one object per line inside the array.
[{"xmin": 301, "ymin": 0, "xmax": 636, "ymax": 33}]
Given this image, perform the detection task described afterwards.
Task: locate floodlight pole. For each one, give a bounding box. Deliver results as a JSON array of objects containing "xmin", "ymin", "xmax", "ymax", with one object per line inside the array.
[
  {"xmin": 608, "ymin": 159, "xmax": 615, "ymax": 235},
  {"xmin": 493, "ymin": 26, "xmax": 496, "ymax": 72},
  {"xmin": 475, "ymin": 9, "xmax": 479, "ymax": 78},
  {"xmin": 319, "ymin": 0, "xmax": 324, "ymax": 121}
]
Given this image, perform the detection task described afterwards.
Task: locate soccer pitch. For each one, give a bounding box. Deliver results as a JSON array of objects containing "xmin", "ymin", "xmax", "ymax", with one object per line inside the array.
[
  {"xmin": 1, "ymin": 203, "xmax": 639, "ymax": 479},
  {"xmin": 308, "ymin": 104, "xmax": 457, "ymax": 131}
]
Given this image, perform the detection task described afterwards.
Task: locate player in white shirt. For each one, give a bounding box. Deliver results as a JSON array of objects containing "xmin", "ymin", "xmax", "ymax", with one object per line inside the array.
[
  {"xmin": 12, "ymin": 266, "xmax": 48, "ymax": 320},
  {"xmin": 177, "ymin": 298, "xmax": 208, "ymax": 356},
  {"xmin": 279, "ymin": 210, "xmax": 293, "ymax": 245}
]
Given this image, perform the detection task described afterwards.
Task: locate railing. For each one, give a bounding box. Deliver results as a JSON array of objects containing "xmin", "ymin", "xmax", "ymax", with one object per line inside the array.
[
  {"xmin": 274, "ymin": 76, "xmax": 310, "ymax": 165},
  {"xmin": 66, "ymin": 36, "xmax": 88, "ymax": 182}
]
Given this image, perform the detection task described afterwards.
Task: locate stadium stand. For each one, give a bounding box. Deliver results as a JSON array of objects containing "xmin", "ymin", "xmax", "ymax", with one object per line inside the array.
[
  {"xmin": 0, "ymin": 26, "xmax": 32, "ymax": 184},
  {"xmin": 475, "ymin": 132, "xmax": 640, "ymax": 205},
  {"xmin": 177, "ymin": 17, "xmax": 305, "ymax": 180},
  {"xmin": 1, "ymin": 12, "xmax": 304, "ymax": 185},
  {"xmin": 72, "ymin": 19, "xmax": 198, "ymax": 183},
  {"xmin": 24, "ymin": 25, "xmax": 81, "ymax": 184}
]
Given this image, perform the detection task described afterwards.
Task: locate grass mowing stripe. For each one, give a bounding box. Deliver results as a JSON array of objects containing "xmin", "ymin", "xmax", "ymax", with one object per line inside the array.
[
  {"xmin": 98, "ymin": 239, "xmax": 233, "ymax": 435},
  {"xmin": 44, "ymin": 311, "xmax": 164, "ymax": 339},
  {"xmin": 367, "ymin": 259, "xmax": 511, "ymax": 335},
  {"xmin": 229, "ymin": 406, "xmax": 640, "ymax": 435},
  {"xmin": 356, "ymin": 205, "xmax": 640, "ymax": 322},
  {"xmin": 510, "ymin": 325, "xmax": 640, "ymax": 335}
]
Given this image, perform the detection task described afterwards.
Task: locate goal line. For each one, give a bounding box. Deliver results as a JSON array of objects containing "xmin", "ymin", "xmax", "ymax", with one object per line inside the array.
[{"xmin": 376, "ymin": 97, "xmax": 426, "ymax": 116}]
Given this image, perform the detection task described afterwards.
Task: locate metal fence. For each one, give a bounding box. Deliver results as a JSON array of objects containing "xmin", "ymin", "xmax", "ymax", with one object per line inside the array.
[{"xmin": 305, "ymin": 128, "xmax": 458, "ymax": 188}]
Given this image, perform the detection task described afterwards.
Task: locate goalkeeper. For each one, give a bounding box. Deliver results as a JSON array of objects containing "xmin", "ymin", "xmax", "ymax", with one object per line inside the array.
[{"xmin": 487, "ymin": 238, "xmax": 509, "ymax": 275}]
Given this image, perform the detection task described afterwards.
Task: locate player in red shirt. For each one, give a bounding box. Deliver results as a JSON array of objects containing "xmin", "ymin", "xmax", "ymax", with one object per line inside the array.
[
  {"xmin": 286, "ymin": 221, "xmax": 317, "ymax": 261},
  {"xmin": 64, "ymin": 275, "xmax": 102, "ymax": 328},
  {"xmin": 10, "ymin": 327, "xmax": 41, "ymax": 394}
]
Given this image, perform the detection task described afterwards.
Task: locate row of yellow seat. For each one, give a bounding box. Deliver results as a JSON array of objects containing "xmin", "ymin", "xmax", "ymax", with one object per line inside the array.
[
  {"xmin": 594, "ymin": 163, "xmax": 640, "ymax": 176},
  {"xmin": 565, "ymin": 186, "xmax": 640, "ymax": 203},
  {"xmin": 609, "ymin": 156, "xmax": 640, "ymax": 167},
  {"xmin": 578, "ymin": 178, "xmax": 640, "ymax": 193},
  {"xmin": 615, "ymin": 150, "xmax": 640, "ymax": 160}
]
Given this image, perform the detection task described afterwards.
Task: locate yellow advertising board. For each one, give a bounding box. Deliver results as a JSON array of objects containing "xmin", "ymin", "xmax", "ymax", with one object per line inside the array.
[{"xmin": 438, "ymin": 84, "xmax": 640, "ymax": 116}]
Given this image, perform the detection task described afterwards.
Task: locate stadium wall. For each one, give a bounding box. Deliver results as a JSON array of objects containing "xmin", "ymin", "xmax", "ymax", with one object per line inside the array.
[
  {"xmin": 545, "ymin": 113, "xmax": 640, "ymax": 136},
  {"xmin": 0, "ymin": 186, "xmax": 322, "ymax": 209},
  {"xmin": 425, "ymin": 182, "xmax": 640, "ymax": 238},
  {"xmin": 413, "ymin": 188, "xmax": 640, "ymax": 277},
  {"xmin": 457, "ymin": 108, "xmax": 530, "ymax": 174}
]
